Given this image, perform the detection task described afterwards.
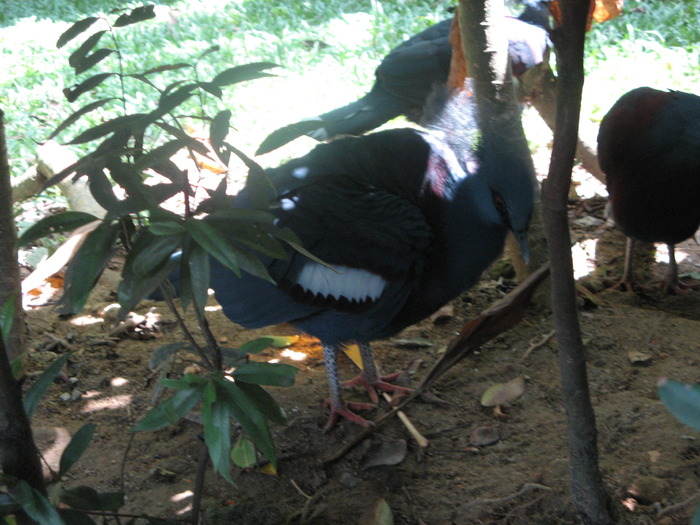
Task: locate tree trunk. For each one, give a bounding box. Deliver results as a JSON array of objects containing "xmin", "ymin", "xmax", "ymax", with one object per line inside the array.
[
  {"xmin": 0, "ymin": 109, "xmax": 48, "ymax": 503},
  {"xmin": 458, "ymin": 0, "xmax": 547, "ymax": 279},
  {"xmin": 0, "ymin": 112, "xmax": 26, "ymax": 365},
  {"xmin": 540, "ymin": 2, "xmax": 614, "ymax": 523}
]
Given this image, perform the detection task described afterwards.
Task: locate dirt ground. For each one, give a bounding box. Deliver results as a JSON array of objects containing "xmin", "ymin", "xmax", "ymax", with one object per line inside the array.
[{"xmin": 23, "ymin": 166, "xmax": 700, "ymax": 525}]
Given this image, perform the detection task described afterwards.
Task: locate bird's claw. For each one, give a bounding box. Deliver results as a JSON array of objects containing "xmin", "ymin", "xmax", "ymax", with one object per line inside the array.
[
  {"xmin": 322, "ymin": 399, "xmax": 375, "ymax": 432},
  {"xmin": 342, "ymin": 372, "xmax": 411, "ymax": 404}
]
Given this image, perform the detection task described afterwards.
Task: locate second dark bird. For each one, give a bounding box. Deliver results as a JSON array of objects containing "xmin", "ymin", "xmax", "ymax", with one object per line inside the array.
[
  {"xmin": 597, "ymin": 87, "xmax": 700, "ymax": 292},
  {"xmin": 306, "ymin": 1, "xmax": 550, "ymax": 141},
  {"xmin": 208, "ymin": 83, "xmax": 535, "ymax": 430}
]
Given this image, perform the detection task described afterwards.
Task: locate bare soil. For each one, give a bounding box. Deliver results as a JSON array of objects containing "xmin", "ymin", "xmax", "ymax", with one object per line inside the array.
[{"xmin": 25, "ymin": 172, "xmax": 700, "ymax": 525}]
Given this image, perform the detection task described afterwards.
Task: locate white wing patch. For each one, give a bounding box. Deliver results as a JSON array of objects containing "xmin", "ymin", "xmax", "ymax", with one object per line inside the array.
[{"xmin": 296, "ymin": 262, "xmax": 387, "ymax": 303}]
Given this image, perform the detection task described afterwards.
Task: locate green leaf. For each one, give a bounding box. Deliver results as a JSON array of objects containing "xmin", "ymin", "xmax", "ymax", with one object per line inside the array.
[
  {"xmin": 198, "ymin": 45, "xmax": 220, "ymax": 60},
  {"xmin": 134, "ymin": 387, "xmax": 202, "ymax": 432},
  {"xmin": 155, "ymin": 122, "xmax": 211, "ymax": 156},
  {"xmin": 0, "ymin": 297, "xmax": 15, "ymax": 344},
  {"xmin": 23, "ymin": 353, "xmax": 70, "ymax": 418},
  {"xmin": 149, "ymin": 220, "xmax": 187, "ymax": 236},
  {"xmin": 211, "ymin": 62, "xmax": 279, "ymax": 87},
  {"xmin": 113, "ymin": 5, "xmax": 155, "ymax": 27},
  {"xmin": 133, "ymin": 139, "xmax": 197, "ymax": 173},
  {"xmin": 256, "ymin": 119, "xmax": 324, "ymax": 155},
  {"xmin": 17, "ymin": 211, "xmax": 99, "ymax": 247},
  {"xmin": 117, "ymin": 228, "xmax": 182, "ymax": 316},
  {"xmin": 68, "ymin": 30, "xmax": 107, "ymax": 68},
  {"xmin": 9, "ymin": 481, "xmax": 65, "ymax": 525},
  {"xmin": 220, "ymin": 347, "xmax": 247, "ymax": 367},
  {"xmin": 148, "ymin": 85, "xmax": 197, "ymax": 123},
  {"xmin": 186, "ymin": 219, "xmax": 240, "ymax": 276},
  {"xmin": 148, "ymin": 342, "xmax": 188, "ymax": 370},
  {"xmin": 234, "ymin": 382, "xmax": 288, "ymax": 426},
  {"xmin": 59, "ymin": 424, "xmax": 96, "ymax": 477},
  {"xmin": 57, "ymin": 17, "xmax": 99, "ymax": 48},
  {"xmin": 140, "ymin": 63, "xmax": 191, "ymax": 75},
  {"xmin": 186, "ymin": 242, "xmax": 210, "ymax": 314},
  {"xmin": 231, "ymin": 434, "xmax": 257, "ymax": 469},
  {"xmin": 238, "ymin": 338, "xmax": 274, "ymax": 355},
  {"xmin": 49, "ymin": 98, "xmax": 116, "ymax": 140},
  {"xmin": 204, "ymin": 216, "xmax": 289, "ymax": 262},
  {"xmin": 198, "ymin": 82, "xmax": 223, "ymax": 99},
  {"xmin": 57, "ymin": 221, "xmax": 119, "ymax": 315},
  {"xmin": 201, "ymin": 383, "xmax": 233, "ymax": 483},
  {"xmin": 262, "ymin": 335, "xmax": 299, "ymax": 348},
  {"xmin": 68, "ymin": 114, "xmax": 144, "ymax": 144},
  {"xmin": 63, "ymin": 73, "xmax": 114, "ymax": 103},
  {"xmin": 160, "ymin": 373, "xmax": 207, "ymax": 390},
  {"xmin": 658, "ymin": 378, "xmax": 700, "ymax": 431},
  {"xmin": 129, "ymin": 233, "xmax": 183, "ymax": 278},
  {"xmin": 0, "ymin": 491, "xmax": 21, "ymax": 514},
  {"xmin": 74, "ymin": 48, "xmax": 115, "ymax": 75},
  {"xmin": 210, "ymin": 110, "xmax": 231, "ymax": 165},
  {"xmin": 233, "ymin": 362, "xmax": 297, "ymax": 387},
  {"xmin": 217, "ymin": 380, "xmax": 277, "ymax": 466}
]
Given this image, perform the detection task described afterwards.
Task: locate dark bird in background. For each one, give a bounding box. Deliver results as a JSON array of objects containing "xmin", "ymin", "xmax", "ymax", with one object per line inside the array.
[
  {"xmin": 209, "ymin": 83, "xmax": 535, "ymax": 430},
  {"xmin": 597, "ymin": 87, "xmax": 700, "ymax": 293},
  {"xmin": 306, "ymin": 1, "xmax": 550, "ymax": 141}
]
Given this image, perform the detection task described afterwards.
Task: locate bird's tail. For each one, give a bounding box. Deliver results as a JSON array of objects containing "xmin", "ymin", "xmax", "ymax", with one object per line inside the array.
[{"xmin": 306, "ymin": 86, "xmax": 409, "ymax": 140}]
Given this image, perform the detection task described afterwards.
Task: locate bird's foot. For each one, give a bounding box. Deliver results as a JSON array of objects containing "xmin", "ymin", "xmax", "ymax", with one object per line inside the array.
[
  {"xmin": 608, "ymin": 278, "xmax": 638, "ymax": 294},
  {"xmin": 342, "ymin": 372, "xmax": 411, "ymax": 404},
  {"xmin": 322, "ymin": 399, "xmax": 375, "ymax": 432}
]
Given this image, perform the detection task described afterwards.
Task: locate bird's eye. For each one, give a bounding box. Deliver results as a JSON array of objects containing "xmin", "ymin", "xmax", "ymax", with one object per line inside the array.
[{"xmin": 493, "ymin": 193, "xmax": 507, "ymax": 212}]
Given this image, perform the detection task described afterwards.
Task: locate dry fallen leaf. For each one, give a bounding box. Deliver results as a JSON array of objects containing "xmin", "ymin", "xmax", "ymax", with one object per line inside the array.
[
  {"xmin": 470, "ymin": 426, "xmax": 500, "ymax": 446},
  {"xmin": 481, "ymin": 376, "xmax": 526, "ymax": 407},
  {"xmin": 361, "ymin": 437, "xmax": 407, "ymax": 470},
  {"xmin": 357, "ymin": 499, "xmax": 394, "ymax": 525},
  {"xmin": 628, "ymin": 351, "xmax": 653, "ymax": 365}
]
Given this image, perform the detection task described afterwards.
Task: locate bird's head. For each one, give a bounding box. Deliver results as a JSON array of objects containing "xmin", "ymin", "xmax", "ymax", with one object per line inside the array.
[
  {"xmin": 421, "ymin": 80, "xmax": 536, "ymax": 261},
  {"xmin": 479, "ymin": 116, "xmax": 536, "ymax": 262}
]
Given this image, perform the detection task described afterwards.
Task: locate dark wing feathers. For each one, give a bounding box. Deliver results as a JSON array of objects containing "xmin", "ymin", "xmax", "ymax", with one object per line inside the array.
[{"xmin": 273, "ymin": 184, "xmax": 432, "ymax": 279}]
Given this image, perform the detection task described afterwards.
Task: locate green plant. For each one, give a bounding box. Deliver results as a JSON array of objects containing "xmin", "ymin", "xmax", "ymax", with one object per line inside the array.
[{"xmin": 14, "ymin": 5, "xmax": 303, "ymax": 521}]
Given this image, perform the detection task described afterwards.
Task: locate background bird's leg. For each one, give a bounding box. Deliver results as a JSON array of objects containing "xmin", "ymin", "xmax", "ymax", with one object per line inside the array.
[
  {"xmin": 611, "ymin": 237, "xmax": 637, "ymax": 292},
  {"xmin": 662, "ymin": 243, "xmax": 699, "ymax": 294},
  {"xmin": 342, "ymin": 343, "xmax": 410, "ymax": 405},
  {"xmin": 322, "ymin": 344, "xmax": 374, "ymax": 432},
  {"xmin": 666, "ymin": 244, "xmax": 679, "ymax": 290}
]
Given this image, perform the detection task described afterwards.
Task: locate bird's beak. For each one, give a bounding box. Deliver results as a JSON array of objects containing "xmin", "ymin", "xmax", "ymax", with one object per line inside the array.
[{"xmin": 514, "ymin": 230, "xmax": 530, "ymax": 264}]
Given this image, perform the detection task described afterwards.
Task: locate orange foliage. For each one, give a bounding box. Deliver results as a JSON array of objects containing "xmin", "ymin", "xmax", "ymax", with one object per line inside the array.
[{"xmin": 549, "ymin": 0, "xmax": 624, "ymax": 29}]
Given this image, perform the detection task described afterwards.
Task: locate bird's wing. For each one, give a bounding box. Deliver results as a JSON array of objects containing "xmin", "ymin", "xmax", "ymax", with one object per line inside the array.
[
  {"xmin": 375, "ymin": 20, "xmax": 452, "ymax": 104},
  {"xmin": 270, "ymin": 183, "xmax": 433, "ymax": 309}
]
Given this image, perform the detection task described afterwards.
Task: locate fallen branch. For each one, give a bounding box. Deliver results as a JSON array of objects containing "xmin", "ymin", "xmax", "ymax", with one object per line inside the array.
[
  {"xmin": 381, "ymin": 392, "xmax": 429, "ymax": 449},
  {"xmin": 521, "ymin": 328, "xmax": 555, "ymax": 360}
]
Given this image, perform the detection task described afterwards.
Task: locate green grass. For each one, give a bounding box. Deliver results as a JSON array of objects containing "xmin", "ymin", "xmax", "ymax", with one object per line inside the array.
[
  {"xmin": 1, "ymin": 0, "xmax": 446, "ymax": 179},
  {"xmin": 1, "ymin": 0, "xmax": 699, "ymax": 182}
]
